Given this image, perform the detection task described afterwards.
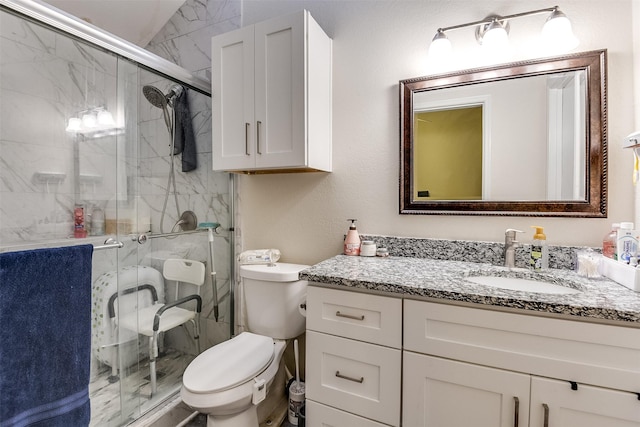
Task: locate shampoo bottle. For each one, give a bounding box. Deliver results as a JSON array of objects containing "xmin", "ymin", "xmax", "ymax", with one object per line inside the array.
[
  {"xmin": 530, "ymin": 226, "xmax": 548, "ymax": 271},
  {"xmin": 344, "ymin": 219, "xmax": 361, "ymax": 256}
]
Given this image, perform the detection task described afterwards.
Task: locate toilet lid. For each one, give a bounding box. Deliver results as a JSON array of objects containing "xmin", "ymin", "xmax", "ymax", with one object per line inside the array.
[{"xmin": 183, "ymin": 332, "xmax": 275, "ymax": 394}]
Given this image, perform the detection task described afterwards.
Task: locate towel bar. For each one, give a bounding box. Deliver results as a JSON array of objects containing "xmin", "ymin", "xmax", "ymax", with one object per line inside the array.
[{"xmin": 93, "ymin": 238, "xmax": 124, "ymax": 251}]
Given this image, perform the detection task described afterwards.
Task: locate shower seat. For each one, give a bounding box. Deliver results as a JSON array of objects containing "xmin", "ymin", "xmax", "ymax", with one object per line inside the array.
[{"xmin": 108, "ymin": 259, "xmax": 205, "ymax": 396}]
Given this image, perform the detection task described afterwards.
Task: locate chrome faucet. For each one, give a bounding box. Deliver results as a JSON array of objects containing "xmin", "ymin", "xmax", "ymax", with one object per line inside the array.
[{"xmin": 504, "ymin": 229, "xmax": 524, "ymax": 268}]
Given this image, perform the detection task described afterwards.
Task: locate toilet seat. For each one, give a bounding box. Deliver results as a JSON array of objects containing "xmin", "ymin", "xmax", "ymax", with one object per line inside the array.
[{"xmin": 183, "ymin": 332, "xmax": 274, "ymax": 394}]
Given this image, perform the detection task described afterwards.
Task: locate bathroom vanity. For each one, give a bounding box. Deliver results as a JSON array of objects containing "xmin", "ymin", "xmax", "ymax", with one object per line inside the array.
[{"xmin": 302, "ymin": 255, "xmax": 640, "ymax": 427}]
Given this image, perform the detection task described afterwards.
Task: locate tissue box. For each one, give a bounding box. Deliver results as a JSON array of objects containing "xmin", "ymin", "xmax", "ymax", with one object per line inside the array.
[{"xmin": 599, "ymin": 256, "xmax": 640, "ymax": 292}]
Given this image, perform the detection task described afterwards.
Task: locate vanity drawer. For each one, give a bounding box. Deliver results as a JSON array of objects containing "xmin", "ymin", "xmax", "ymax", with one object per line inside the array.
[
  {"xmin": 306, "ymin": 285, "xmax": 402, "ymax": 348},
  {"xmin": 306, "ymin": 330, "xmax": 401, "ymax": 426},
  {"xmin": 403, "ymin": 299, "xmax": 640, "ymax": 392},
  {"xmin": 305, "ymin": 400, "xmax": 391, "ymax": 427}
]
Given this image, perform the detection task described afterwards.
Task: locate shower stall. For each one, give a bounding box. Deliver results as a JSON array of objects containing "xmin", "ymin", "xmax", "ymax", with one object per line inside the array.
[{"xmin": 0, "ymin": 1, "xmax": 234, "ymax": 425}]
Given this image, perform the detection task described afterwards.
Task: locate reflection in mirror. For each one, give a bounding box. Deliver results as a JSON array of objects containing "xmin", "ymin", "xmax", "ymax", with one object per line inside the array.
[{"xmin": 400, "ymin": 50, "xmax": 607, "ymax": 217}]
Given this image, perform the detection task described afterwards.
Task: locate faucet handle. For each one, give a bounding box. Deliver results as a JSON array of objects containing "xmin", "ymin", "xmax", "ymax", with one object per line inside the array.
[
  {"xmin": 505, "ymin": 228, "xmax": 524, "ymax": 241},
  {"xmin": 505, "ymin": 228, "xmax": 524, "ymax": 235}
]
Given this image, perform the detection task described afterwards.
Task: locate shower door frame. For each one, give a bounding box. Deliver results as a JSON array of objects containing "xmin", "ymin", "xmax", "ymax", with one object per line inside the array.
[
  {"xmin": 0, "ymin": 0, "xmax": 237, "ymax": 425},
  {"xmin": 0, "ymin": 0, "xmax": 209, "ymax": 96}
]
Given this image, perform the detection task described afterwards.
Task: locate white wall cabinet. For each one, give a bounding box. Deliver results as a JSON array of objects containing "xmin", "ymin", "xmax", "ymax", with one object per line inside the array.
[{"xmin": 211, "ymin": 10, "xmax": 332, "ymax": 173}]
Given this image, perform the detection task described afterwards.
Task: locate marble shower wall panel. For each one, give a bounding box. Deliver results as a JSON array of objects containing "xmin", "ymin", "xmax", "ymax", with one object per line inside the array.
[
  {"xmin": 0, "ymin": 11, "xmax": 118, "ymax": 245},
  {"xmin": 146, "ymin": 0, "xmax": 241, "ymax": 77}
]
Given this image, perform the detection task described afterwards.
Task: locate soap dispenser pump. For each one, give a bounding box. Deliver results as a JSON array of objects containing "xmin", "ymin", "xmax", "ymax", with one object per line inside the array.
[
  {"xmin": 530, "ymin": 226, "xmax": 548, "ymax": 271},
  {"xmin": 344, "ymin": 219, "xmax": 361, "ymax": 256}
]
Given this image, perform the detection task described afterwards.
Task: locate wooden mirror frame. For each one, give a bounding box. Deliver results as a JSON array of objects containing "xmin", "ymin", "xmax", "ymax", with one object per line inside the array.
[{"xmin": 400, "ymin": 49, "xmax": 607, "ymax": 217}]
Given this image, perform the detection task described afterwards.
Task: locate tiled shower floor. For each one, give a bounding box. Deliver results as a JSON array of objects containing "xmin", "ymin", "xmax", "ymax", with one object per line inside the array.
[{"xmin": 90, "ymin": 348, "xmax": 195, "ymax": 426}]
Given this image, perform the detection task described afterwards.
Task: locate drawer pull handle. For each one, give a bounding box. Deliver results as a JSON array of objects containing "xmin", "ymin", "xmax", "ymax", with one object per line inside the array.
[
  {"xmin": 335, "ymin": 311, "xmax": 365, "ymax": 321},
  {"xmin": 542, "ymin": 403, "xmax": 549, "ymax": 427},
  {"xmin": 513, "ymin": 396, "xmax": 519, "ymax": 427},
  {"xmin": 245, "ymin": 123, "xmax": 250, "ymax": 155},
  {"xmin": 335, "ymin": 371, "xmax": 364, "ymax": 383},
  {"xmin": 256, "ymin": 121, "xmax": 262, "ymax": 154}
]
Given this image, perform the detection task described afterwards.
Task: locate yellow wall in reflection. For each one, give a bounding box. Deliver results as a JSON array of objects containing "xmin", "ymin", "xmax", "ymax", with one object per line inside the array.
[{"xmin": 414, "ymin": 107, "xmax": 483, "ymax": 200}]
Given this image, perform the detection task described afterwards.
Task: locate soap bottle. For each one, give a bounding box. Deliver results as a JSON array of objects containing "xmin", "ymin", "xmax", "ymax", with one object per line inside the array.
[
  {"xmin": 530, "ymin": 226, "xmax": 548, "ymax": 271},
  {"xmin": 602, "ymin": 223, "xmax": 619, "ymax": 259},
  {"xmin": 344, "ymin": 219, "xmax": 361, "ymax": 256},
  {"xmin": 616, "ymin": 222, "xmax": 637, "ymax": 264},
  {"xmin": 91, "ymin": 206, "xmax": 105, "ymax": 236}
]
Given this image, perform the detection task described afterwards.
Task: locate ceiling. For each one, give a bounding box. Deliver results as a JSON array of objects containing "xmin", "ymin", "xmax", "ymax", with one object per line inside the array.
[{"xmin": 44, "ymin": 0, "xmax": 185, "ymax": 47}]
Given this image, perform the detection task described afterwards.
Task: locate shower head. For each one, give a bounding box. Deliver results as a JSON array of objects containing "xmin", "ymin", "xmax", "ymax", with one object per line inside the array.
[
  {"xmin": 143, "ymin": 85, "xmax": 168, "ymax": 109},
  {"xmin": 143, "ymin": 84, "xmax": 184, "ymax": 135},
  {"xmin": 142, "ymin": 84, "xmax": 184, "ymax": 109}
]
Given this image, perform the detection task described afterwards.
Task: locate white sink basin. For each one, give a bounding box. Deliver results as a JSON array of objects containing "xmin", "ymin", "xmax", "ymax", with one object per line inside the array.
[{"xmin": 466, "ymin": 275, "xmax": 581, "ymax": 294}]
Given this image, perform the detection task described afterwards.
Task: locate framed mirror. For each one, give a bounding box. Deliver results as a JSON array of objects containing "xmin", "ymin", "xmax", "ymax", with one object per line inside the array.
[{"xmin": 400, "ymin": 49, "xmax": 607, "ymax": 217}]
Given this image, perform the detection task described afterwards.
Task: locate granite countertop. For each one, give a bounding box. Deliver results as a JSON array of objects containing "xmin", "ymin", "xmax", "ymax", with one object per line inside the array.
[{"xmin": 300, "ymin": 255, "xmax": 640, "ymax": 325}]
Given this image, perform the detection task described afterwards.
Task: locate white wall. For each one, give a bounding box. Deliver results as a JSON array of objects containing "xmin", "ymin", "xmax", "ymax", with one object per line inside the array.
[{"xmin": 239, "ymin": 0, "xmax": 637, "ymax": 266}]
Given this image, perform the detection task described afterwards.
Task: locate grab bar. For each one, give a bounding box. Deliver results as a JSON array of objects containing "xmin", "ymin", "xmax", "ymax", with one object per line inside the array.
[{"xmin": 132, "ymin": 223, "xmax": 221, "ymax": 244}]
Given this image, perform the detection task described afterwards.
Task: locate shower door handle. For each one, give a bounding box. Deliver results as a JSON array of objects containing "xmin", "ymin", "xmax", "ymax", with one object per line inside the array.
[
  {"xmin": 256, "ymin": 121, "xmax": 262, "ymax": 155},
  {"xmin": 245, "ymin": 123, "xmax": 250, "ymax": 155}
]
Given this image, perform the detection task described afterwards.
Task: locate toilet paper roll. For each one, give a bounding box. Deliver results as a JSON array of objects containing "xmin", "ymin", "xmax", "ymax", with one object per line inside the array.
[{"xmin": 298, "ymin": 294, "xmax": 307, "ymax": 317}]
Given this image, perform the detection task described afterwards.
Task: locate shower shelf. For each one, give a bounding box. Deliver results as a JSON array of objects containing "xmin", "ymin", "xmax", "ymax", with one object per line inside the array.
[{"xmin": 33, "ymin": 172, "xmax": 66, "ymax": 184}]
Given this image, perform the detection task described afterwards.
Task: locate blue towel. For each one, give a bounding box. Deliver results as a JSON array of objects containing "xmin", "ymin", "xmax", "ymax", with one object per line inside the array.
[
  {"xmin": 173, "ymin": 87, "xmax": 197, "ymax": 172},
  {"xmin": 0, "ymin": 245, "xmax": 93, "ymax": 427}
]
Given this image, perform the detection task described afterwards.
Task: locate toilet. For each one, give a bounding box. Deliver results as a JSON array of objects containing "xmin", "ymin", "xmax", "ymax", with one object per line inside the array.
[{"xmin": 181, "ymin": 262, "xmax": 309, "ymax": 427}]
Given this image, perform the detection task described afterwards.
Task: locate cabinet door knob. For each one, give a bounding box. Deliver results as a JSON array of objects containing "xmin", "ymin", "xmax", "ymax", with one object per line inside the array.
[
  {"xmin": 542, "ymin": 403, "xmax": 549, "ymax": 427},
  {"xmin": 245, "ymin": 123, "xmax": 250, "ymax": 155},
  {"xmin": 335, "ymin": 371, "xmax": 364, "ymax": 383},
  {"xmin": 335, "ymin": 311, "xmax": 365, "ymax": 321},
  {"xmin": 513, "ymin": 396, "xmax": 519, "ymax": 427},
  {"xmin": 256, "ymin": 121, "xmax": 262, "ymax": 154}
]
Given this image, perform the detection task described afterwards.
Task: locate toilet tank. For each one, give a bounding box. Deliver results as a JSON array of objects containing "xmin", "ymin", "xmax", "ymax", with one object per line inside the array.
[{"xmin": 240, "ymin": 263, "xmax": 309, "ymax": 339}]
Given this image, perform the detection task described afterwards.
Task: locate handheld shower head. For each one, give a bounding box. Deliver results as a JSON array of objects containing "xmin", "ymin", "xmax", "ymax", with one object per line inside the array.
[
  {"xmin": 142, "ymin": 84, "xmax": 184, "ymax": 109},
  {"xmin": 142, "ymin": 85, "xmax": 167, "ymax": 109},
  {"xmin": 142, "ymin": 84, "xmax": 183, "ymax": 134}
]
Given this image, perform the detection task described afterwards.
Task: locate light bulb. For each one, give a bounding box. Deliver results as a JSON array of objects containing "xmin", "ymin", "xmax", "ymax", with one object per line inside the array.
[
  {"xmin": 65, "ymin": 117, "xmax": 82, "ymax": 132},
  {"xmin": 542, "ymin": 9, "xmax": 579, "ymax": 53},
  {"xmin": 428, "ymin": 30, "xmax": 452, "ymax": 63},
  {"xmin": 482, "ymin": 21, "xmax": 509, "ymax": 53},
  {"xmin": 82, "ymin": 113, "xmax": 97, "ymax": 128},
  {"xmin": 97, "ymin": 109, "xmax": 115, "ymax": 126}
]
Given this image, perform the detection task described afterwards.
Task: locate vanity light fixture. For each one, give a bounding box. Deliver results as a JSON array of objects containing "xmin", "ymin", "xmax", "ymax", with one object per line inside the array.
[
  {"xmin": 66, "ymin": 106, "xmax": 120, "ymax": 136},
  {"xmin": 428, "ymin": 5, "xmax": 579, "ymax": 62}
]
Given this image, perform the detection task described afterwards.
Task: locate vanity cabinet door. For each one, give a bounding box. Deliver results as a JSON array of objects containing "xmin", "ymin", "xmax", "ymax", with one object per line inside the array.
[
  {"xmin": 530, "ymin": 376, "xmax": 640, "ymax": 427},
  {"xmin": 403, "ymin": 352, "xmax": 530, "ymax": 427}
]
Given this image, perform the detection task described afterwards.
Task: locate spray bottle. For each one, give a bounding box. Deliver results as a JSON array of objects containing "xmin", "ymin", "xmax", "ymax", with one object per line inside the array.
[
  {"xmin": 344, "ymin": 219, "xmax": 361, "ymax": 256},
  {"xmin": 530, "ymin": 226, "xmax": 548, "ymax": 271}
]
